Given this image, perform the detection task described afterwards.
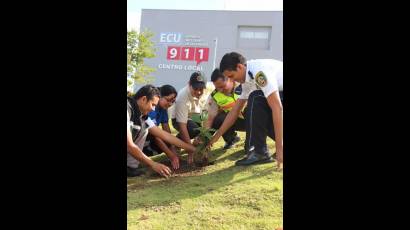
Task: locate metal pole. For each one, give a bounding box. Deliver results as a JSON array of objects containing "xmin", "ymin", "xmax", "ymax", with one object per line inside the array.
[{"xmin": 212, "ymin": 37, "xmax": 218, "ymax": 70}]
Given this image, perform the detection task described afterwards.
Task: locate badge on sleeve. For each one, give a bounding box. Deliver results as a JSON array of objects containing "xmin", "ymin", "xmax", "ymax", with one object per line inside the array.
[{"xmin": 255, "ymin": 71, "xmax": 268, "ymax": 87}]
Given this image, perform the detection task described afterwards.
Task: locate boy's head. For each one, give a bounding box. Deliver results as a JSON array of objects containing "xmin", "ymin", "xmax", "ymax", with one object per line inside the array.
[
  {"xmin": 133, "ymin": 84, "xmax": 160, "ymax": 115},
  {"xmin": 211, "ymin": 68, "xmax": 234, "ymax": 94},
  {"xmin": 219, "ymin": 52, "xmax": 247, "ymax": 83}
]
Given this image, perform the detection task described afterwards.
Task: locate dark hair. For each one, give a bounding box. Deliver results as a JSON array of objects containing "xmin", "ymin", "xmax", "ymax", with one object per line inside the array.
[
  {"xmin": 210, "ymin": 68, "xmax": 226, "ymax": 82},
  {"xmin": 133, "ymin": 84, "xmax": 160, "ymax": 101},
  {"xmin": 190, "ymin": 71, "xmax": 202, "ymax": 79},
  {"xmin": 189, "ymin": 71, "xmax": 206, "ymax": 89},
  {"xmin": 219, "ymin": 52, "xmax": 247, "ymax": 72},
  {"xmin": 159, "ymin": 84, "xmax": 177, "ymax": 97}
]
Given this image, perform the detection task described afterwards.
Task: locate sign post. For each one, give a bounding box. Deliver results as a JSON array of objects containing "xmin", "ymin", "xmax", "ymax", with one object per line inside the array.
[{"xmin": 212, "ymin": 37, "xmax": 218, "ymax": 71}]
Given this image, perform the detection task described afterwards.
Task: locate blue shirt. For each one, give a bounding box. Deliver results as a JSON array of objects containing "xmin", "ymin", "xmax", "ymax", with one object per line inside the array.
[{"xmin": 148, "ymin": 106, "xmax": 169, "ymax": 126}]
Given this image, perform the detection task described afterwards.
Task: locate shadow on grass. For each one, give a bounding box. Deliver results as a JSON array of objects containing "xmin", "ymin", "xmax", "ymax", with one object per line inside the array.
[{"xmin": 215, "ymin": 148, "xmax": 245, "ymax": 162}]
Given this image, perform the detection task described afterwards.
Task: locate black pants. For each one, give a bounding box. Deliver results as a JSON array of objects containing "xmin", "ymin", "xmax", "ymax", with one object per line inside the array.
[
  {"xmin": 171, "ymin": 118, "xmax": 201, "ymax": 139},
  {"xmin": 211, "ymin": 112, "xmax": 246, "ymax": 143},
  {"xmin": 245, "ymin": 90, "xmax": 278, "ymax": 153},
  {"xmin": 143, "ymin": 133, "xmax": 163, "ymax": 155}
]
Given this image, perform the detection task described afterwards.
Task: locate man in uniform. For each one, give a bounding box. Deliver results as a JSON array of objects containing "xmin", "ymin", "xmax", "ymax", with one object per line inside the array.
[
  {"xmin": 205, "ymin": 68, "xmax": 245, "ymax": 149},
  {"xmin": 207, "ymin": 52, "xmax": 283, "ymax": 169}
]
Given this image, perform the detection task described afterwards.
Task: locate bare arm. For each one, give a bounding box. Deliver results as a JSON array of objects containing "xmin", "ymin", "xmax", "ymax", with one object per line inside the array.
[
  {"xmin": 154, "ymin": 136, "xmax": 176, "ymax": 156},
  {"xmin": 208, "ymin": 99, "xmax": 246, "ymax": 146},
  {"xmin": 127, "ymin": 127, "xmax": 155, "ymax": 167},
  {"xmin": 205, "ymin": 113, "xmax": 216, "ymax": 129},
  {"xmin": 177, "ymin": 122, "xmax": 195, "ymax": 164},
  {"xmin": 267, "ymin": 91, "xmax": 283, "ymax": 168},
  {"xmin": 156, "ymin": 123, "xmax": 177, "ymax": 154},
  {"xmin": 173, "ymin": 99, "xmax": 192, "ymax": 147},
  {"xmin": 161, "ymin": 122, "xmax": 172, "ymax": 133},
  {"xmin": 205, "ymin": 97, "xmax": 218, "ymax": 129},
  {"xmin": 127, "ymin": 126, "xmax": 171, "ymax": 177},
  {"xmin": 149, "ymin": 126, "xmax": 195, "ymax": 152},
  {"xmin": 158, "ymin": 122, "xmax": 179, "ymax": 159},
  {"xmin": 178, "ymin": 122, "xmax": 193, "ymax": 145},
  {"xmin": 161, "ymin": 122, "xmax": 179, "ymax": 152},
  {"xmin": 153, "ymin": 135, "xmax": 180, "ymax": 170}
]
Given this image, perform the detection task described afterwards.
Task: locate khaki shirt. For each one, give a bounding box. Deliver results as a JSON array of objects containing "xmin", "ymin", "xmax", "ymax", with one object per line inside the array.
[{"xmin": 172, "ymin": 86, "xmax": 203, "ymax": 123}]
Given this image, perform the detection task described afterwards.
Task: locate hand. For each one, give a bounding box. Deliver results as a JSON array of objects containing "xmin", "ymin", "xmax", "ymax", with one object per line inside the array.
[
  {"xmin": 151, "ymin": 162, "xmax": 172, "ymax": 178},
  {"xmin": 275, "ymin": 147, "xmax": 283, "ymax": 171},
  {"xmin": 170, "ymin": 145, "xmax": 179, "ymax": 153},
  {"xmin": 206, "ymin": 134, "xmax": 220, "ymax": 150},
  {"xmin": 192, "ymin": 137, "xmax": 203, "ymax": 145},
  {"xmin": 170, "ymin": 155, "xmax": 180, "ymax": 170}
]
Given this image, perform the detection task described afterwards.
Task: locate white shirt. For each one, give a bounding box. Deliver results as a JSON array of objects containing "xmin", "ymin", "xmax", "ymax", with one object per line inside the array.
[
  {"xmin": 171, "ymin": 86, "xmax": 203, "ymax": 123},
  {"xmin": 126, "ymin": 104, "xmax": 156, "ymax": 168},
  {"xmin": 127, "ymin": 110, "xmax": 155, "ymax": 133},
  {"xmin": 205, "ymin": 95, "xmax": 219, "ymax": 118},
  {"xmin": 239, "ymin": 59, "xmax": 283, "ymax": 100}
]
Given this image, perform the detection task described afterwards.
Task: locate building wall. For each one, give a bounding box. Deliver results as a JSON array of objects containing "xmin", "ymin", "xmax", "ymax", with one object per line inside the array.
[{"xmin": 138, "ymin": 9, "xmax": 282, "ymax": 91}]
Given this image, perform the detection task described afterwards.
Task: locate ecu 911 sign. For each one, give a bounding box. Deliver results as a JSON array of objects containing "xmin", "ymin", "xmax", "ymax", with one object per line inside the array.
[{"xmin": 167, "ymin": 46, "xmax": 209, "ymax": 65}]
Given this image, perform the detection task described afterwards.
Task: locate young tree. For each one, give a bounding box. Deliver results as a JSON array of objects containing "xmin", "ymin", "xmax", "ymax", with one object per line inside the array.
[{"xmin": 127, "ymin": 29, "xmax": 156, "ymax": 88}]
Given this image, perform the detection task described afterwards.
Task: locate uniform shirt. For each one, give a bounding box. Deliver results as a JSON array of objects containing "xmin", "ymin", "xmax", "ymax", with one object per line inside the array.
[
  {"xmin": 127, "ymin": 109, "xmax": 156, "ymax": 147},
  {"xmin": 148, "ymin": 106, "xmax": 168, "ymax": 126},
  {"xmin": 240, "ymin": 59, "xmax": 283, "ymax": 100},
  {"xmin": 206, "ymin": 95, "xmax": 219, "ymax": 118},
  {"xmin": 206, "ymin": 83, "xmax": 241, "ymax": 118},
  {"xmin": 171, "ymin": 85, "xmax": 203, "ymax": 123},
  {"xmin": 127, "ymin": 103, "xmax": 155, "ymax": 168}
]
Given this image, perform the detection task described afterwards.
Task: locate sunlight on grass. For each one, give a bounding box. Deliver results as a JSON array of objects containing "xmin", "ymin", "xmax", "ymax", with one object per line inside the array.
[{"xmin": 127, "ymin": 131, "xmax": 282, "ymax": 230}]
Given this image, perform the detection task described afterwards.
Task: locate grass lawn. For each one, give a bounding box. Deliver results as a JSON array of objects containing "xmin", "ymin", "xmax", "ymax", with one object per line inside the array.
[{"xmin": 127, "ymin": 131, "xmax": 283, "ymax": 230}]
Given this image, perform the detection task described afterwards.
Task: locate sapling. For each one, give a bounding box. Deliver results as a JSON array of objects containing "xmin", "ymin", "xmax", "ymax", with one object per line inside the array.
[{"xmin": 192, "ymin": 110, "xmax": 216, "ymax": 166}]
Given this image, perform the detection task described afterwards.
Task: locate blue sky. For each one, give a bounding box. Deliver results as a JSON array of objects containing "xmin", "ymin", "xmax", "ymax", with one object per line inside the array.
[{"xmin": 128, "ymin": 0, "xmax": 283, "ymax": 31}]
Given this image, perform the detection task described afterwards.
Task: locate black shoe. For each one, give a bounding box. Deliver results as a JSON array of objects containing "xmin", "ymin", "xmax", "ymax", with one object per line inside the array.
[
  {"xmin": 127, "ymin": 167, "xmax": 145, "ymax": 177},
  {"xmin": 223, "ymin": 136, "xmax": 241, "ymax": 150},
  {"xmin": 235, "ymin": 150, "xmax": 274, "ymax": 166},
  {"xmin": 143, "ymin": 147, "xmax": 154, "ymax": 156},
  {"xmin": 143, "ymin": 146, "xmax": 158, "ymax": 156}
]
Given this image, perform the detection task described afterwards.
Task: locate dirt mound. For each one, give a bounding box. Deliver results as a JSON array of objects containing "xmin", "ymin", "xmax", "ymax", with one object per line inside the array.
[{"xmin": 151, "ymin": 159, "xmax": 215, "ymax": 178}]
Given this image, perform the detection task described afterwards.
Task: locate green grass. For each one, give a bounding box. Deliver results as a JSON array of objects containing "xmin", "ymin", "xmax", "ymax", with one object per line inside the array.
[{"xmin": 127, "ymin": 132, "xmax": 283, "ymax": 230}]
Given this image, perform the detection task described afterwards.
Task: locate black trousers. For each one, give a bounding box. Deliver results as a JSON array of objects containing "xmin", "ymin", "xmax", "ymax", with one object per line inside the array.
[
  {"xmin": 171, "ymin": 118, "xmax": 201, "ymax": 139},
  {"xmin": 245, "ymin": 90, "xmax": 279, "ymax": 153},
  {"xmin": 211, "ymin": 112, "xmax": 246, "ymax": 143},
  {"xmin": 143, "ymin": 133, "xmax": 163, "ymax": 155}
]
